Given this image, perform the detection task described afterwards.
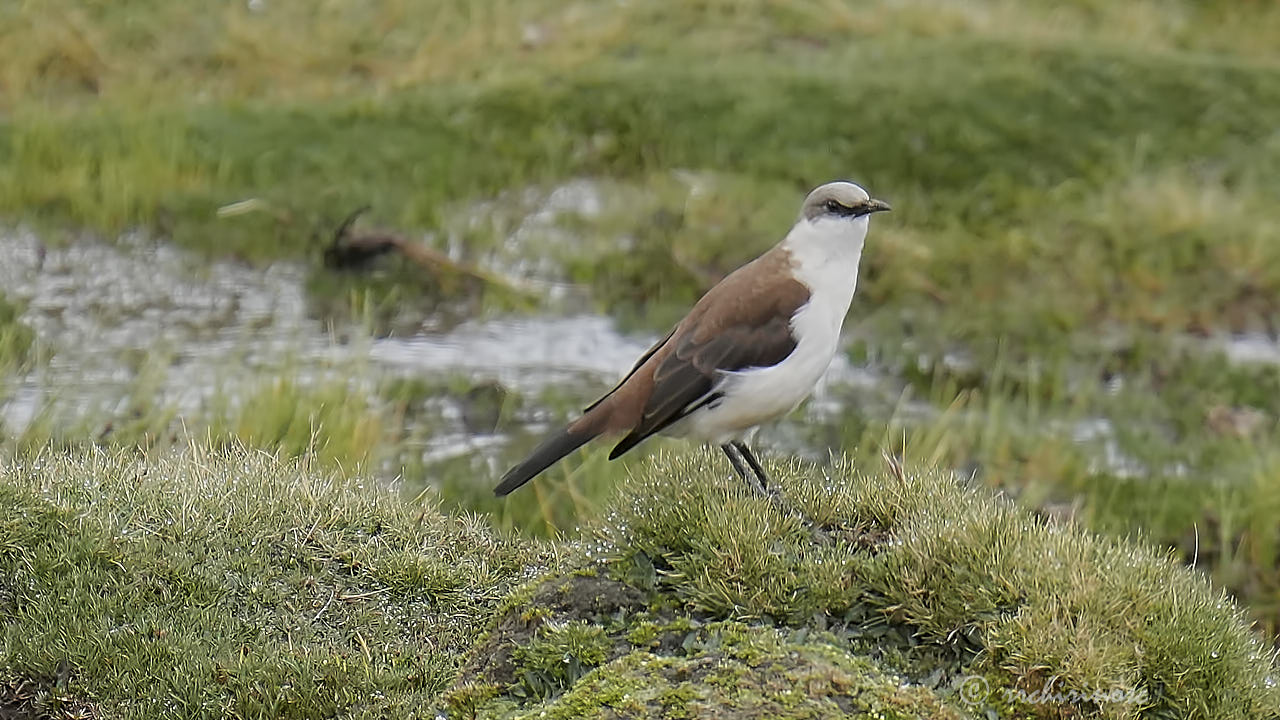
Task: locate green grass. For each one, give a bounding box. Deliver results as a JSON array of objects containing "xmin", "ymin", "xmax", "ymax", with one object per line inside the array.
[
  {"xmin": 207, "ymin": 375, "xmax": 384, "ymax": 469},
  {"xmin": 0, "ymin": 294, "xmax": 34, "ymax": 375},
  {"xmin": 7, "ymin": 446, "xmax": 1272, "ymax": 718},
  {"xmin": 4, "ymin": 0, "xmax": 1280, "ymax": 707},
  {"xmin": 451, "ymin": 449, "xmax": 1280, "ymax": 718},
  {"xmin": 0, "ymin": 445, "xmax": 549, "ymax": 718}
]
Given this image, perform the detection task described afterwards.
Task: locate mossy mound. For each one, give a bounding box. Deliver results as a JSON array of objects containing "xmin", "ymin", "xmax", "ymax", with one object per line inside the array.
[
  {"xmin": 3, "ymin": 446, "xmax": 1276, "ymax": 718},
  {"xmin": 0, "ymin": 446, "xmax": 549, "ymax": 718},
  {"xmin": 449, "ymin": 450, "xmax": 1280, "ymax": 719},
  {"xmin": 447, "ymin": 573, "xmax": 958, "ymax": 719}
]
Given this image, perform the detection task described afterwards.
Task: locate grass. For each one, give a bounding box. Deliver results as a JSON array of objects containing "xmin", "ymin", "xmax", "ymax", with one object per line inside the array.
[
  {"xmin": 450, "ymin": 449, "xmax": 1280, "ymax": 719},
  {"xmin": 207, "ymin": 375, "xmax": 384, "ymax": 469},
  {"xmin": 7, "ymin": 445, "xmax": 1272, "ymax": 718},
  {"xmin": 0, "ymin": 294, "xmax": 35, "ymax": 375},
  {"xmin": 6, "ymin": 2, "xmax": 1279, "ymax": 347},
  {"xmin": 4, "ymin": 0, "xmax": 1280, "ymax": 707},
  {"xmin": 0, "ymin": 445, "xmax": 550, "ymax": 718}
]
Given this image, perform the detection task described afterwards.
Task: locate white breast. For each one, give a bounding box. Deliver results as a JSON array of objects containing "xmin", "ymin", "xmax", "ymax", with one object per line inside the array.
[{"xmin": 672, "ymin": 216, "xmax": 868, "ymax": 445}]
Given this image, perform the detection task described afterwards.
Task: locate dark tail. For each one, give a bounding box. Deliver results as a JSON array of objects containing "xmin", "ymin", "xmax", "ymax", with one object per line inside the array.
[{"xmin": 494, "ymin": 427, "xmax": 597, "ymax": 496}]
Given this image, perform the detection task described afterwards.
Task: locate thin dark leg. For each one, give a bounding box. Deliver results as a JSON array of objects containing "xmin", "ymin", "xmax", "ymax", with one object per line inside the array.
[
  {"xmin": 731, "ymin": 441, "xmax": 770, "ymax": 490},
  {"xmin": 730, "ymin": 442, "xmax": 829, "ymax": 543},
  {"xmin": 720, "ymin": 443, "xmax": 750, "ymax": 480},
  {"xmin": 721, "ymin": 443, "xmax": 767, "ymax": 496}
]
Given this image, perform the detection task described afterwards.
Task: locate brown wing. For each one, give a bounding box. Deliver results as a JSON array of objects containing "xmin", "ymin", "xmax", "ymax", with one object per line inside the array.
[
  {"xmin": 607, "ymin": 247, "xmax": 809, "ymax": 459},
  {"xmin": 583, "ymin": 326, "xmax": 676, "ymax": 414}
]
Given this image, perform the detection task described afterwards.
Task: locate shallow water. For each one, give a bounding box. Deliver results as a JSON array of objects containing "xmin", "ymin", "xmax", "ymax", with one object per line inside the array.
[
  {"xmin": 1210, "ymin": 333, "xmax": 1280, "ymax": 366},
  {"xmin": 371, "ymin": 315, "xmax": 655, "ymax": 390},
  {"xmin": 1, "ymin": 229, "xmax": 318, "ymax": 431},
  {"xmin": 7, "ymin": 207, "xmax": 1277, "ymax": 485},
  {"xmin": 0, "ymin": 227, "xmax": 898, "ymax": 475}
]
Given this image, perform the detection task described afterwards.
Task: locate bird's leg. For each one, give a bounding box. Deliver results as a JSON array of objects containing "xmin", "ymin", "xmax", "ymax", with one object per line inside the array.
[
  {"xmin": 730, "ymin": 441, "xmax": 830, "ymax": 543},
  {"xmin": 720, "ymin": 443, "xmax": 768, "ymax": 496},
  {"xmin": 719, "ymin": 442, "xmax": 750, "ymax": 480},
  {"xmin": 731, "ymin": 441, "xmax": 771, "ymax": 491}
]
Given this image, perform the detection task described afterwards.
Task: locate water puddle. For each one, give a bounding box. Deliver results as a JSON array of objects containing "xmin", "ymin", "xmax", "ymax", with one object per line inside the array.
[
  {"xmin": 371, "ymin": 315, "xmax": 654, "ymax": 390},
  {"xmin": 0, "ymin": 225, "xmax": 899, "ymax": 476},
  {"xmin": 0, "ymin": 229, "xmax": 321, "ymax": 430},
  {"xmin": 1208, "ymin": 333, "xmax": 1280, "ymax": 366},
  {"xmin": 8, "ymin": 179, "xmax": 1266, "ymax": 487}
]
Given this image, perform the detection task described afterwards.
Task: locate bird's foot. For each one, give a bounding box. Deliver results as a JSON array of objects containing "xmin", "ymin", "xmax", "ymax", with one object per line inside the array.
[{"xmin": 721, "ymin": 443, "xmax": 828, "ymax": 541}]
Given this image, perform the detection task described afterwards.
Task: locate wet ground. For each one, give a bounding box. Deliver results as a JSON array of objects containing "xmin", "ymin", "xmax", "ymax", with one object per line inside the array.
[
  {"xmin": 3, "ymin": 182, "xmax": 1278, "ymax": 494},
  {"xmin": 0, "ymin": 220, "xmax": 906, "ymax": 489}
]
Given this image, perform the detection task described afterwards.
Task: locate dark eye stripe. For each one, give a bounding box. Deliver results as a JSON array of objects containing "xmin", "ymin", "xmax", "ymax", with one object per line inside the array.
[{"xmin": 824, "ymin": 199, "xmax": 852, "ymax": 215}]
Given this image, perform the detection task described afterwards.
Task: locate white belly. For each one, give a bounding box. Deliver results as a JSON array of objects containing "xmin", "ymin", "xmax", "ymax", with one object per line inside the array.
[{"xmin": 669, "ymin": 300, "xmax": 842, "ymax": 445}]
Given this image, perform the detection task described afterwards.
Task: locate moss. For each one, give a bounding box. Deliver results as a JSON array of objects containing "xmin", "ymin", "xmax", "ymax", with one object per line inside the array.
[
  {"xmin": 451, "ymin": 450, "xmax": 1280, "ymax": 718},
  {"xmin": 454, "ymin": 573, "xmax": 649, "ymax": 695},
  {"xmin": 511, "ymin": 620, "xmax": 612, "ymax": 698},
  {"xmin": 2, "ymin": 438, "xmax": 1275, "ymax": 717},
  {"xmin": 455, "ymin": 623, "xmax": 961, "ymax": 720},
  {"xmin": 625, "ymin": 621, "xmax": 663, "ymax": 647}
]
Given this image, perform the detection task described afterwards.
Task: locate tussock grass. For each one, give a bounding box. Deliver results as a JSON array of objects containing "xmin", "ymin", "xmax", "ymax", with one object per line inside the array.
[
  {"xmin": 431, "ymin": 444, "xmax": 639, "ymax": 539},
  {"xmin": 0, "ymin": 445, "xmax": 549, "ymax": 717},
  {"xmin": 209, "ymin": 375, "xmax": 384, "ymax": 469},
  {"xmin": 599, "ymin": 450, "xmax": 1280, "ymax": 718}
]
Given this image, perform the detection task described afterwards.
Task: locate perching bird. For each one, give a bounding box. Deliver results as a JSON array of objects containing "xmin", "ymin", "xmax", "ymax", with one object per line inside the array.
[{"xmin": 494, "ymin": 181, "xmax": 889, "ymax": 496}]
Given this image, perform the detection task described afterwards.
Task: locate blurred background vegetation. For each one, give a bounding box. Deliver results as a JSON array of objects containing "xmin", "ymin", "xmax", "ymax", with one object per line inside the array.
[{"xmin": 2, "ymin": 0, "xmax": 1280, "ymax": 643}]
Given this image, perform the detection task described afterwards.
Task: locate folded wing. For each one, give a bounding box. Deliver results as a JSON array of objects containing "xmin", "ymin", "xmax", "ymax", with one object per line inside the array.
[{"xmin": 607, "ymin": 312, "xmax": 799, "ymax": 458}]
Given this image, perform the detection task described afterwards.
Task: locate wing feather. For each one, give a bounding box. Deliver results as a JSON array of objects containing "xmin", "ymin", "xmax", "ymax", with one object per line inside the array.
[
  {"xmin": 608, "ymin": 313, "xmax": 798, "ymax": 458},
  {"xmin": 583, "ymin": 326, "xmax": 676, "ymax": 414}
]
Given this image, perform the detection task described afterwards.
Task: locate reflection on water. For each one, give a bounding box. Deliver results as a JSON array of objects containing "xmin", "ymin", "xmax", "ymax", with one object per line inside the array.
[{"xmin": 371, "ymin": 315, "xmax": 655, "ymax": 390}]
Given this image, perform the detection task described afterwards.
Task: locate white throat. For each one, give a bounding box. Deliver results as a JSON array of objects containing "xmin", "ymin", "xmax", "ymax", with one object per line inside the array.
[
  {"xmin": 668, "ymin": 215, "xmax": 870, "ymax": 445},
  {"xmin": 782, "ymin": 215, "xmax": 868, "ymax": 321}
]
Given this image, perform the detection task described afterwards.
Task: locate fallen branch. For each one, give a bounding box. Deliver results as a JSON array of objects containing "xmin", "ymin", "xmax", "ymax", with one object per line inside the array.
[{"xmin": 323, "ymin": 206, "xmax": 532, "ymax": 297}]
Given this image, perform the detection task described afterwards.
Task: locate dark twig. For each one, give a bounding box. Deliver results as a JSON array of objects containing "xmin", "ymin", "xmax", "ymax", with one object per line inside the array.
[{"xmin": 321, "ymin": 206, "xmax": 533, "ymax": 298}]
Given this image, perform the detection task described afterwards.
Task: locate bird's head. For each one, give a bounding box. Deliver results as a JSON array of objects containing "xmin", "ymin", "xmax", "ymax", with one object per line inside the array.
[{"xmin": 799, "ymin": 182, "xmax": 891, "ymax": 225}]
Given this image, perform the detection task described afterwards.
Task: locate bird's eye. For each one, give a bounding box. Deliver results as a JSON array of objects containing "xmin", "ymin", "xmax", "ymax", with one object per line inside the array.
[{"xmin": 824, "ymin": 199, "xmax": 842, "ymax": 213}]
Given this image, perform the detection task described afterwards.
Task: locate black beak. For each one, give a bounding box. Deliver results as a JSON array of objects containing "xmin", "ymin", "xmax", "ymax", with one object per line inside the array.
[{"xmin": 854, "ymin": 198, "xmax": 892, "ymax": 217}]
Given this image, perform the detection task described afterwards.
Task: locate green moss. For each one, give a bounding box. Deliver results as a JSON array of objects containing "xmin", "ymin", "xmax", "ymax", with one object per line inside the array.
[
  {"xmin": 588, "ymin": 450, "xmax": 1280, "ymax": 719},
  {"xmin": 1, "ymin": 437, "xmax": 1275, "ymax": 718},
  {"xmin": 457, "ymin": 616, "xmax": 962, "ymax": 719},
  {"xmin": 512, "ymin": 620, "xmax": 612, "ymax": 698},
  {"xmin": 625, "ymin": 621, "xmax": 663, "ymax": 647},
  {"xmin": 551, "ymin": 643, "xmax": 959, "ymax": 720}
]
